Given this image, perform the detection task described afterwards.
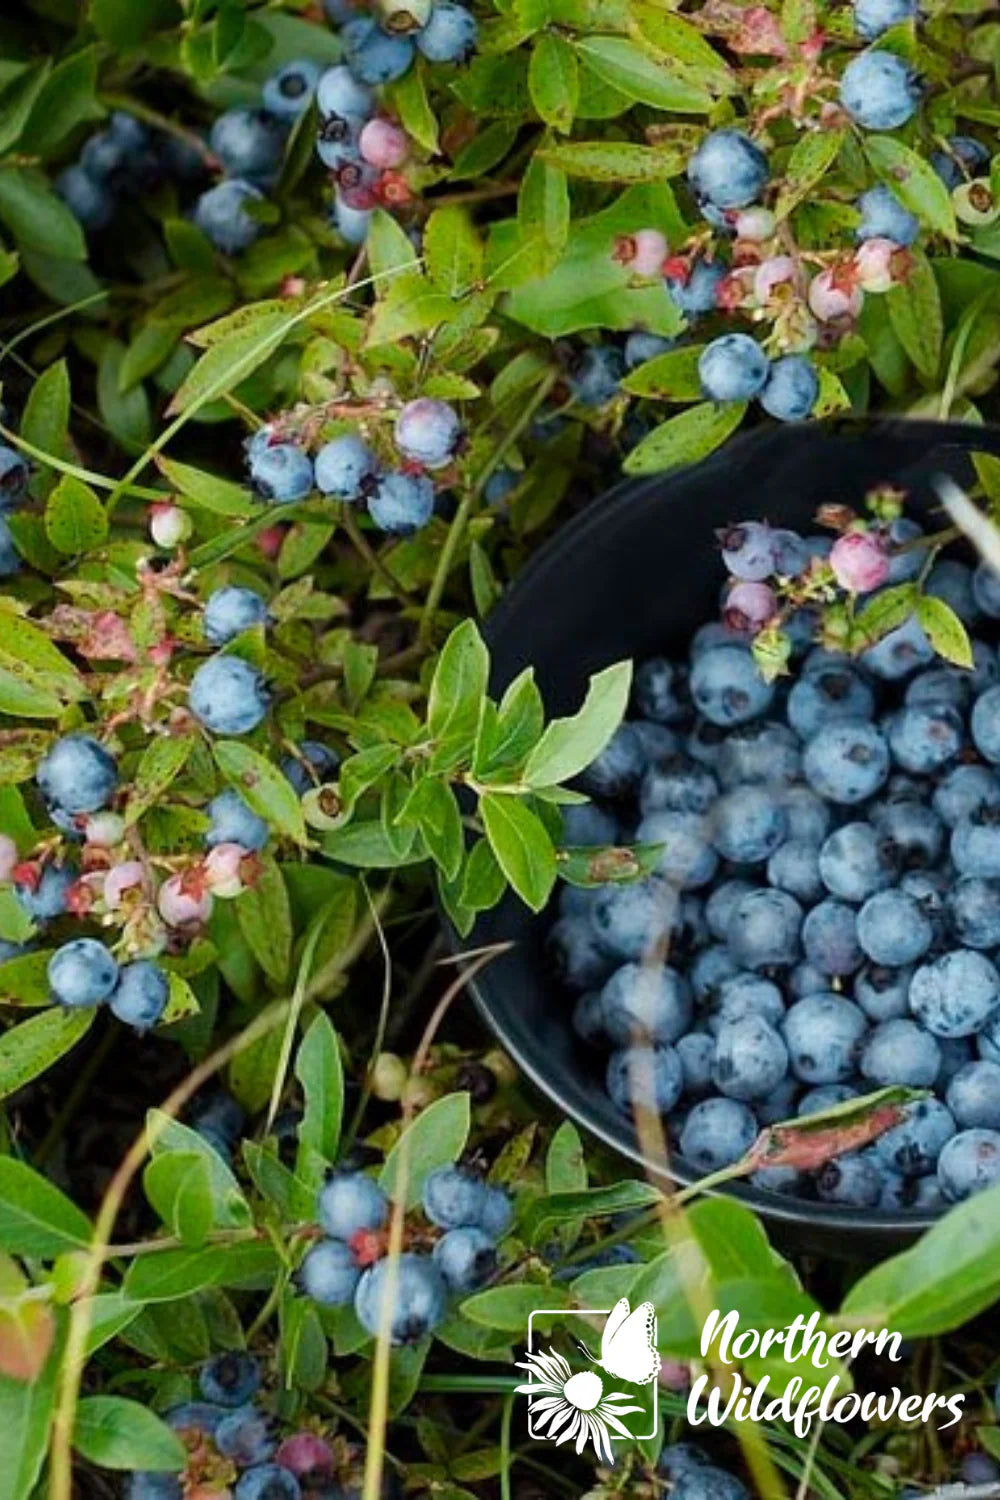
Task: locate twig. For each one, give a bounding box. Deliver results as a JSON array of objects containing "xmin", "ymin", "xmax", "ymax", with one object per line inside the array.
[{"xmin": 341, "ymin": 505, "xmax": 417, "ymax": 609}]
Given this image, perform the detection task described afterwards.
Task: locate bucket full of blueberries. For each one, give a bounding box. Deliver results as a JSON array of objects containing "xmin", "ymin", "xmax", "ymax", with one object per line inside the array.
[{"xmin": 451, "ymin": 418, "xmax": 1000, "ymax": 1255}]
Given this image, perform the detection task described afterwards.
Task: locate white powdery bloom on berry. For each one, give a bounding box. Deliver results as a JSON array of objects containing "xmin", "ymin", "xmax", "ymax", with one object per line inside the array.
[
  {"xmin": 158, "ymin": 873, "xmax": 213, "ymax": 927},
  {"xmin": 725, "ymin": 580, "xmax": 778, "ymax": 631},
  {"xmin": 753, "ymin": 254, "xmax": 796, "ymax": 305},
  {"xmin": 808, "ymin": 268, "xmax": 863, "ymax": 322},
  {"xmin": 829, "ymin": 530, "xmax": 890, "ymax": 594},
  {"xmin": 854, "ymin": 237, "xmax": 897, "ymax": 294},
  {"xmin": 104, "ymin": 860, "xmax": 147, "ymax": 908},
  {"xmin": 204, "ymin": 842, "xmax": 249, "ymax": 898},
  {"xmin": 149, "ymin": 502, "xmax": 193, "ymax": 549},
  {"xmin": 84, "ymin": 812, "xmax": 126, "ymax": 849}
]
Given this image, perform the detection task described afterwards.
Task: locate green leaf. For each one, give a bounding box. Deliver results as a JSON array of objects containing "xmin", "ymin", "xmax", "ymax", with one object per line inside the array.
[
  {"xmin": 461, "ymin": 1283, "xmax": 570, "ymax": 1331},
  {"xmin": 521, "ymin": 1180, "xmax": 661, "ymax": 1242},
  {"xmin": 43, "ymin": 475, "xmax": 108, "ymax": 555},
  {"xmin": 529, "ymin": 35, "xmax": 579, "ymax": 132},
  {"xmin": 97, "ymin": 340, "xmax": 151, "ymax": 455},
  {"xmin": 853, "ymin": 584, "xmax": 916, "ymax": 646},
  {"xmin": 540, "ymin": 139, "xmax": 685, "ymax": 181},
  {"xmin": 122, "ymin": 1242, "xmax": 278, "ymax": 1303},
  {"xmin": 458, "ymin": 838, "xmax": 506, "ymax": 910},
  {"xmin": 20, "ymin": 48, "xmax": 102, "ymax": 158},
  {"xmin": 915, "ymin": 593, "xmax": 974, "ymax": 668},
  {"xmin": 90, "ymin": 0, "xmax": 156, "ymax": 45},
  {"xmin": 620, "ymin": 344, "xmax": 703, "ymax": 399},
  {"xmin": 427, "ymin": 619, "xmax": 490, "ymax": 772},
  {"xmin": 366, "ymin": 209, "xmax": 419, "ymax": 284},
  {"xmin": 884, "ymin": 249, "xmax": 943, "ymax": 382},
  {"xmin": 518, "ymin": 156, "xmax": 570, "ymax": 259},
  {"xmin": 380, "ymin": 1091, "xmax": 471, "ymax": 1208},
  {"xmin": 143, "ymin": 1153, "xmax": 215, "ymax": 1248},
  {"xmin": 214, "ymin": 741, "xmax": 309, "ymax": 846},
  {"xmin": 399, "ymin": 777, "xmax": 464, "ymax": 880},
  {"xmin": 228, "ymin": 1026, "xmax": 283, "ymax": 1115},
  {"xmin": 775, "ymin": 130, "xmax": 845, "ymax": 220},
  {"xmin": 627, "ymin": 4, "xmax": 734, "ymax": 93},
  {"xmin": 477, "ymin": 666, "xmax": 544, "ymax": 773},
  {"xmin": 168, "ymin": 311, "xmax": 291, "ymax": 416},
  {"xmin": 0, "ymin": 1328, "xmax": 61, "ymax": 1500},
  {"xmin": 0, "ymin": 64, "xmax": 51, "ymax": 157},
  {"xmin": 424, "ymin": 207, "xmax": 484, "ymax": 297},
  {"xmin": 125, "ymin": 734, "xmax": 196, "ymax": 827},
  {"xmin": 0, "ymin": 950, "xmax": 54, "ymax": 1008},
  {"xmin": 0, "ymin": 1157, "xmax": 93, "ymax": 1256},
  {"xmin": 20, "ymin": 361, "xmax": 70, "ymax": 488},
  {"xmin": 0, "ymin": 168, "xmax": 85, "ymax": 260},
  {"xmin": 295, "ymin": 1013, "xmax": 344, "ymax": 1166},
  {"xmin": 235, "ymin": 853, "xmax": 293, "ymax": 984},
  {"xmin": 481, "ymin": 794, "xmax": 557, "ymax": 911},
  {"xmin": 365, "ymin": 272, "xmax": 455, "ymax": 347},
  {"xmin": 574, "ymin": 35, "xmax": 713, "ymax": 111},
  {"xmin": 623, "ymin": 399, "xmax": 748, "ymax": 475},
  {"xmin": 523, "ymin": 660, "xmax": 632, "ymax": 788},
  {"xmin": 385, "ymin": 56, "xmax": 439, "ymax": 154},
  {"xmin": 866, "ymin": 135, "xmax": 958, "ymax": 241},
  {"xmin": 546, "ymin": 1121, "xmax": 587, "ymax": 1193},
  {"xmin": 156, "ymin": 457, "xmax": 258, "ymax": 517},
  {"xmin": 75, "ymin": 1397, "xmax": 186, "ymax": 1473},
  {"xmin": 148, "ymin": 1111, "xmax": 251, "ymax": 1230},
  {"xmin": 0, "ymin": 1008, "xmax": 96, "ymax": 1105}
]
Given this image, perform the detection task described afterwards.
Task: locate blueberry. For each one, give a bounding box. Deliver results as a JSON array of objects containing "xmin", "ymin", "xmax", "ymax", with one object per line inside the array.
[
  {"xmin": 816, "ymin": 1154, "xmax": 882, "ymax": 1207},
  {"xmin": 855, "ymin": 184, "xmax": 919, "ymax": 245},
  {"xmin": 206, "ymin": 788, "xmax": 269, "ymax": 851},
  {"xmin": 782, "ymin": 784, "xmax": 832, "ymax": 844},
  {"xmin": 961, "ymin": 1455, "xmax": 1000, "ymax": 1486},
  {"xmin": 234, "ymin": 1465, "xmax": 301, "ymax": 1500},
  {"xmin": 727, "ymin": 888, "xmax": 802, "ymax": 969},
  {"xmin": 677, "ymin": 1031, "xmax": 715, "ymax": 1096},
  {"xmin": 688, "ymin": 129, "xmax": 769, "ymax": 209},
  {"xmin": 319, "ymin": 1171, "xmax": 389, "ymax": 1238},
  {"xmin": 952, "ymin": 807, "xmax": 1000, "ymax": 877},
  {"xmin": 789, "ymin": 959, "xmax": 829, "ymax": 997},
  {"xmin": 560, "ymin": 801, "xmax": 618, "ymax": 846},
  {"xmin": 203, "ymin": 586, "xmax": 269, "ymax": 646},
  {"xmin": 247, "ymin": 437, "xmax": 314, "ymax": 504},
  {"xmin": 315, "ymin": 434, "xmax": 380, "ymax": 500},
  {"xmin": 910, "ymin": 950, "xmax": 1000, "ymax": 1037},
  {"xmin": 640, "ymin": 756, "xmax": 717, "ymax": 816},
  {"xmin": 924, "ymin": 559, "xmax": 980, "ymax": 624},
  {"xmin": 479, "ymin": 1186, "xmax": 513, "ymax": 1240},
  {"xmin": 879, "ymin": 1172, "xmax": 943, "ymax": 1210},
  {"xmin": 782, "ymin": 994, "xmax": 868, "ymax": 1083},
  {"xmin": 802, "ymin": 899, "xmax": 863, "ymax": 976},
  {"xmin": 200, "ymin": 1351, "xmax": 261, "ymax": 1408},
  {"xmin": 164, "ymin": 1401, "xmax": 226, "ymax": 1437},
  {"xmin": 0, "ymin": 515, "xmax": 21, "ymax": 576},
  {"xmin": 861, "ymin": 612, "xmax": 933, "ymax": 680},
  {"xmin": 316, "ymin": 65, "xmax": 375, "ymax": 125},
  {"xmin": 705, "ymin": 880, "xmax": 756, "ymax": 942},
  {"xmin": 629, "ymin": 719, "xmax": 677, "ymax": 765},
  {"xmin": 572, "ymin": 989, "xmax": 605, "ymax": 1046},
  {"xmin": 48, "ymin": 939, "xmax": 119, "ymax": 1009},
  {"xmin": 798, "ymin": 1083, "xmax": 858, "ymax": 1116},
  {"xmin": 394, "ymin": 398, "xmax": 462, "ymax": 470},
  {"xmin": 343, "ymin": 17, "xmax": 416, "ymax": 82},
  {"xmin": 658, "ymin": 1444, "xmax": 711, "ymax": 1478},
  {"xmin": 432, "ymin": 1226, "xmax": 497, "ymax": 1291},
  {"xmin": 567, "ymin": 345, "xmax": 624, "ymax": 407},
  {"xmin": 590, "ymin": 878, "xmax": 677, "ymax": 961},
  {"xmin": 15, "ymin": 864, "xmax": 75, "ymax": 923},
  {"xmin": 931, "ymin": 135, "xmax": 990, "ymax": 188},
  {"xmin": 975, "ymin": 563, "xmax": 1000, "ymax": 623},
  {"xmin": 194, "ymin": 179, "xmax": 265, "ymax": 254},
  {"xmin": 600, "ymin": 962, "xmax": 692, "ymax": 1045},
  {"xmin": 624, "ymin": 332, "xmax": 674, "ymax": 369},
  {"xmin": 752, "ymin": 1164, "xmax": 803, "ymax": 1195},
  {"xmin": 946, "ymin": 1060, "xmax": 1000, "ymax": 1130},
  {"xmin": 57, "ymin": 164, "xmax": 115, "ymax": 230},
  {"xmin": 699, "ymin": 334, "xmax": 770, "ymax": 402},
  {"xmin": 767, "ymin": 840, "xmax": 824, "ymax": 903},
  {"xmin": 717, "ymin": 721, "xmax": 800, "ymax": 788},
  {"xmin": 839, "ymin": 51, "xmax": 919, "ymax": 130},
  {"xmin": 936, "ymin": 1034, "xmax": 974, "ymax": 1088},
  {"xmin": 417, "ymin": 1, "xmax": 478, "ymax": 60},
  {"xmin": 853, "ymin": 0, "xmax": 917, "ymax": 37},
  {"xmin": 189, "ymin": 656, "xmax": 269, "ymax": 736},
  {"xmin": 712, "ymin": 784, "xmax": 787, "ymax": 863},
  {"xmin": 606, "ymin": 1044, "xmax": 683, "ymax": 1115},
  {"xmin": 861, "ymin": 1018, "xmax": 941, "ymax": 1087},
  {"xmin": 671, "ymin": 1466, "xmax": 749, "ymax": 1500},
  {"xmin": 818, "ymin": 822, "xmax": 897, "ymax": 902},
  {"xmin": 947, "ymin": 877, "xmax": 1000, "ymax": 949},
  {"xmin": 869, "ymin": 799, "xmax": 944, "ymax": 869},
  {"xmin": 193, "ymin": 1092, "xmax": 245, "ymax": 1146},
  {"xmin": 759, "ymin": 356, "xmax": 819, "ymax": 421},
  {"xmin": 638, "ymin": 810, "xmax": 719, "ymax": 889},
  {"xmin": 886, "ymin": 704, "xmax": 962, "ymax": 775},
  {"xmin": 855, "ymin": 964, "xmax": 913, "ymax": 1022},
  {"xmin": 718, "ymin": 521, "xmax": 775, "ymax": 581},
  {"xmin": 38, "ymin": 734, "xmax": 117, "ymax": 816},
  {"xmin": 690, "ymin": 943, "xmax": 741, "ymax": 1002},
  {"xmin": 712, "ymin": 1015, "xmax": 788, "ymax": 1101},
  {"xmin": 665, "ymin": 257, "xmax": 727, "ymax": 319},
  {"xmin": 686, "ymin": 718, "xmax": 731, "ymax": 768},
  {"xmin": 680, "ymin": 1097, "xmax": 758, "ymax": 1171},
  {"xmin": 126, "ymin": 1477, "xmax": 183, "ymax": 1500},
  {"xmin": 787, "ymin": 668, "xmax": 874, "ymax": 740},
  {"xmin": 210, "ymin": 109, "xmax": 286, "ymax": 187},
  {"xmin": 262, "ymin": 59, "xmax": 323, "ymax": 120},
  {"xmin": 901, "ymin": 869, "xmax": 950, "ymax": 943},
  {"xmin": 282, "ymin": 741, "xmax": 339, "ymax": 795},
  {"xmin": 300, "ymin": 1239, "xmax": 361, "ymax": 1305},
  {"xmin": 0, "ymin": 444, "xmax": 29, "ymax": 508},
  {"xmin": 548, "ymin": 916, "xmax": 615, "ymax": 990},
  {"xmin": 690, "ymin": 646, "xmax": 774, "ymax": 727},
  {"xmin": 483, "ymin": 466, "xmax": 520, "ymax": 508},
  {"xmin": 367, "ymin": 470, "xmax": 434, "ymax": 532},
  {"xmin": 109, "ymin": 960, "xmax": 169, "ymax": 1030},
  {"xmin": 937, "ymin": 1128, "xmax": 1000, "ymax": 1201},
  {"xmin": 216, "ymin": 1406, "xmax": 275, "ymax": 1467},
  {"xmin": 802, "ymin": 719, "xmax": 889, "ymax": 804},
  {"xmin": 354, "ymin": 1252, "xmax": 446, "ymax": 1342},
  {"xmin": 856, "ymin": 889, "xmax": 932, "ymax": 969}
]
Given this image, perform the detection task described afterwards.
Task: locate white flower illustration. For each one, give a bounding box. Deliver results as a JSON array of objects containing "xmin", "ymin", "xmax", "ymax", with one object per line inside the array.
[{"xmin": 515, "ymin": 1346, "xmax": 645, "ymax": 1464}]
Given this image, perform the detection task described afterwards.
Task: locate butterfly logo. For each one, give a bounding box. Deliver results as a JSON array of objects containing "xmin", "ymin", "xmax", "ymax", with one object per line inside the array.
[{"xmin": 577, "ymin": 1298, "xmax": 661, "ymax": 1385}]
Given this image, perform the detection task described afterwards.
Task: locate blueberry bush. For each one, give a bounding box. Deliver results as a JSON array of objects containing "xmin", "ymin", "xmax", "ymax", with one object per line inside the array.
[{"xmin": 7, "ymin": 0, "xmax": 1000, "ymax": 1498}]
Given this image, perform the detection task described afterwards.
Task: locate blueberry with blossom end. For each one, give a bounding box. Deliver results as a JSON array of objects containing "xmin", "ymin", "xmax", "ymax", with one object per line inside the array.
[
  {"xmin": 189, "ymin": 656, "xmax": 269, "ymax": 736},
  {"xmin": 355, "ymin": 1252, "xmax": 447, "ymax": 1342},
  {"xmin": 600, "ymin": 962, "xmax": 692, "ymax": 1046},
  {"xmin": 15, "ymin": 864, "xmax": 75, "ymax": 923},
  {"xmin": 698, "ymin": 334, "xmax": 769, "ymax": 402},
  {"xmin": 343, "ymin": 16, "xmax": 415, "ymax": 83},
  {"xmin": 300, "ymin": 1239, "xmax": 361, "ymax": 1305},
  {"xmin": 641, "ymin": 757, "xmax": 718, "ymax": 817},
  {"xmin": 417, "ymin": 2, "xmax": 478, "ymax": 61},
  {"xmin": 282, "ymin": 742, "xmax": 339, "ymax": 798},
  {"xmin": 934, "ymin": 765, "xmax": 1000, "ymax": 828},
  {"xmin": 717, "ymin": 719, "xmax": 799, "ymax": 788},
  {"xmin": 194, "ymin": 179, "xmax": 265, "ymax": 254},
  {"xmin": 860, "ymin": 1018, "xmax": 941, "ymax": 1087},
  {"xmin": 247, "ymin": 438, "xmax": 314, "ymax": 504},
  {"xmin": 718, "ymin": 520, "xmax": 775, "ymax": 581},
  {"xmin": 317, "ymin": 65, "xmax": 375, "ymax": 125},
  {"xmin": 690, "ymin": 645, "xmax": 774, "ymax": 726},
  {"xmin": 727, "ymin": 888, "xmax": 802, "ymax": 969},
  {"xmin": 856, "ymin": 184, "xmax": 919, "ymax": 245},
  {"xmin": 688, "ymin": 129, "xmax": 769, "ymax": 209},
  {"xmin": 863, "ymin": 611, "xmax": 934, "ymax": 679},
  {"xmin": 210, "ymin": 109, "xmax": 286, "ymax": 186},
  {"xmin": 203, "ymin": 586, "xmax": 269, "ymax": 646},
  {"xmin": 665, "ymin": 257, "xmax": 726, "ymax": 319},
  {"xmin": 433, "ymin": 1226, "xmax": 497, "ymax": 1291},
  {"xmin": 816, "ymin": 1154, "xmax": 882, "ymax": 1207},
  {"xmin": 49, "ymin": 939, "xmax": 119, "ymax": 1009},
  {"xmin": 938, "ymin": 1128, "xmax": 1000, "ymax": 1202},
  {"xmin": 887, "ymin": 703, "xmax": 962, "ymax": 776},
  {"xmin": 394, "ymin": 398, "xmax": 462, "ymax": 469},
  {"xmin": 367, "ymin": 470, "xmax": 434, "ymax": 533},
  {"xmin": 606, "ymin": 1044, "xmax": 683, "ymax": 1115},
  {"xmin": 787, "ymin": 667, "xmax": 874, "ymax": 740},
  {"xmin": 783, "ymin": 993, "xmax": 868, "ymax": 1084},
  {"xmin": 680, "ymin": 1097, "xmax": 757, "ymax": 1172},
  {"xmin": 262, "ymin": 59, "xmax": 322, "ymax": 120},
  {"xmin": 803, "ymin": 718, "xmax": 889, "ymax": 805},
  {"xmin": 568, "ymin": 345, "xmax": 624, "ymax": 407},
  {"xmin": 930, "ymin": 134, "xmax": 989, "ymax": 188},
  {"xmin": 839, "ymin": 51, "xmax": 920, "ymax": 129},
  {"xmin": 712, "ymin": 1015, "xmax": 788, "ymax": 1101},
  {"xmin": 633, "ymin": 657, "xmax": 687, "ymax": 724},
  {"xmin": 0, "ymin": 444, "xmax": 29, "ymax": 508},
  {"xmin": 110, "ymin": 961, "xmax": 169, "ymax": 1031},
  {"xmin": 319, "ymin": 1171, "xmax": 389, "ymax": 1239},
  {"xmin": 724, "ymin": 580, "xmax": 776, "ymax": 631},
  {"xmin": 207, "ymin": 788, "xmax": 269, "ymax": 851},
  {"xmin": 759, "ymin": 356, "xmax": 819, "ymax": 421},
  {"xmin": 38, "ymin": 734, "xmax": 117, "ymax": 816},
  {"xmin": 235, "ymin": 1465, "xmax": 301, "ymax": 1500},
  {"xmin": 422, "ymin": 1165, "xmax": 486, "ymax": 1229},
  {"xmin": 910, "ymin": 950, "xmax": 1000, "ymax": 1038},
  {"xmin": 853, "ymin": 0, "xmax": 917, "ymax": 37},
  {"xmin": 216, "ymin": 1406, "xmax": 275, "ymax": 1467},
  {"xmin": 200, "ymin": 1350, "xmax": 262, "ymax": 1408},
  {"xmin": 624, "ymin": 331, "xmax": 674, "ymax": 369}
]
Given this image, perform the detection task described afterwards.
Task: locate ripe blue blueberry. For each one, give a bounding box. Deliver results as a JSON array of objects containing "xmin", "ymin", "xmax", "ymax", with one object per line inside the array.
[
  {"xmin": 624, "ymin": 718, "xmax": 676, "ymax": 765},
  {"xmin": 417, "ymin": 2, "xmax": 478, "ymax": 61},
  {"xmin": 194, "ymin": 179, "xmax": 265, "ymax": 254},
  {"xmin": 712, "ymin": 1015, "xmax": 788, "ymax": 1101},
  {"xmin": 798, "ymin": 1083, "xmax": 858, "ymax": 1117},
  {"xmin": 782, "ymin": 994, "xmax": 868, "ymax": 1083},
  {"xmin": 394, "ymin": 398, "xmax": 462, "ymax": 470},
  {"xmin": 600, "ymin": 962, "xmax": 693, "ymax": 1045},
  {"xmin": 671, "ymin": 1466, "xmax": 749, "ymax": 1500},
  {"xmin": 432, "ymin": 1226, "xmax": 497, "ymax": 1291},
  {"xmin": 638, "ymin": 810, "xmax": 719, "ymax": 889},
  {"xmin": 209, "ymin": 109, "xmax": 286, "ymax": 186},
  {"xmin": 579, "ymin": 723, "xmax": 644, "ymax": 798},
  {"xmin": 782, "ymin": 784, "xmax": 832, "ymax": 844},
  {"xmin": 38, "ymin": 734, "xmax": 117, "ymax": 816},
  {"xmin": 633, "ymin": 658, "xmax": 687, "ymax": 724},
  {"xmin": 0, "ymin": 444, "xmax": 29, "ymax": 508},
  {"xmin": 665, "ymin": 257, "xmax": 726, "ymax": 319},
  {"xmin": 199, "ymin": 1351, "xmax": 262, "ymax": 1407},
  {"xmin": 49, "ymin": 939, "xmax": 119, "ymax": 1009},
  {"xmin": 698, "ymin": 334, "xmax": 770, "ymax": 402},
  {"xmin": 759, "ymin": 356, "xmax": 819, "ymax": 422},
  {"xmin": 624, "ymin": 331, "xmax": 674, "ymax": 369},
  {"xmin": 948, "ymin": 877, "xmax": 1000, "ymax": 950},
  {"xmin": 952, "ymin": 807, "xmax": 1000, "ymax": 877},
  {"xmin": 216, "ymin": 1406, "xmax": 275, "ymax": 1467},
  {"xmin": 317, "ymin": 65, "xmax": 375, "ymax": 125},
  {"xmin": 354, "ymin": 1252, "xmax": 447, "ymax": 1342},
  {"xmin": 930, "ymin": 135, "xmax": 990, "ymax": 189},
  {"xmin": 856, "ymin": 889, "xmax": 931, "ymax": 968},
  {"xmin": 690, "ymin": 943, "xmax": 741, "ymax": 1003},
  {"xmin": 946, "ymin": 1060, "xmax": 1000, "ymax": 1130},
  {"xmin": 861, "ymin": 612, "xmax": 933, "ymax": 679},
  {"xmin": 126, "ymin": 1477, "xmax": 182, "ymax": 1500},
  {"xmin": 726, "ymin": 887, "xmax": 802, "ymax": 970},
  {"xmin": 640, "ymin": 759, "xmax": 718, "ymax": 822},
  {"xmin": 860, "ymin": 1018, "xmax": 941, "ymax": 1087},
  {"xmin": 688, "ymin": 129, "xmax": 769, "ymax": 209},
  {"xmin": 718, "ymin": 520, "xmax": 775, "ymax": 581},
  {"xmin": 802, "ymin": 718, "xmax": 889, "ymax": 804},
  {"xmin": 206, "ymin": 788, "xmax": 269, "ymax": 851},
  {"xmin": 319, "ymin": 1171, "xmax": 389, "ymax": 1239},
  {"xmin": 802, "ymin": 899, "xmax": 863, "ymax": 976},
  {"xmin": 853, "ymin": 0, "xmax": 917, "ymax": 38},
  {"xmin": 568, "ymin": 346, "xmax": 624, "ymax": 407},
  {"xmin": 57, "ymin": 165, "xmax": 115, "ymax": 230},
  {"xmin": 869, "ymin": 798, "xmax": 944, "ymax": 869},
  {"xmin": 787, "ymin": 667, "xmax": 874, "ymax": 740},
  {"xmin": 203, "ymin": 586, "xmax": 269, "ymax": 646},
  {"xmin": 247, "ymin": 438, "xmax": 314, "ymax": 504},
  {"xmin": 548, "ymin": 916, "xmax": 614, "ymax": 990},
  {"xmin": 483, "ymin": 466, "xmax": 519, "ymax": 508},
  {"xmin": 680, "ymin": 1096, "xmax": 757, "ymax": 1171},
  {"xmin": 343, "ymin": 17, "xmax": 416, "ymax": 83},
  {"xmin": 937, "ymin": 1127, "xmax": 1000, "ymax": 1201},
  {"xmin": 712, "ymin": 785, "xmax": 787, "ymax": 863},
  {"xmin": 839, "ymin": 51, "xmax": 920, "ymax": 130},
  {"xmin": 15, "ymin": 864, "xmax": 74, "ymax": 923},
  {"xmin": 193, "ymin": 1092, "xmax": 245, "ymax": 1147},
  {"xmin": 560, "ymin": 800, "xmax": 618, "ymax": 846},
  {"xmin": 300, "ymin": 1238, "xmax": 361, "ymax": 1305},
  {"xmin": 282, "ymin": 740, "xmax": 339, "ymax": 795},
  {"xmin": 767, "ymin": 840, "xmax": 824, "ymax": 904},
  {"xmin": 923, "ymin": 560, "xmax": 980, "ymax": 624},
  {"xmin": 0, "ymin": 516, "xmax": 21, "ymax": 576},
  {"xmin": 880, "ymin": 1172, "xmax": 944, "ymax": 1210},
  {"xmin": 962, "ymin": 1455, "xmax": 1000, "ymax": 1487},
  {"xmin": 164, "ymin": 1401, "xmax": 227, "ymax": 1436},
  {"xmin": 315, "ymin": 434, "xmax": 380, "ymax": 499},
  {"xmin": 572, "ymin": 989, "xmax": 605, "ymax": 1046},
  {"xmin": 590, "ymin": 878, "xmax": 677, "ymax": 962},
  {"xmin": 855, "ymin": 183, "xmax": 919, "ymax": 245},
  {"xmin": 189, "ymin": 656, "xmax": 270, "ymax": 736},
  {"xmin": 659, "ymin": 1443, "xmax": 710, "ymax": 1478},
  {"xmin": 421, "ymin": 1166, "xmax": 486, "ymax": 1229},
  {"xmin": 711, "ymin": 975, "xmax": 785, "ymax": 1036},
  {"xmin": 909, "ymin": 950, "xmax": 1000, "ymax": 1037},
  {"xmin": 677, "ymin": 1031, "xmax": 715, "ymax": 1096},
  {"xmin": 855, "ymin": 964, "xmax": 913, "ymax": 1022},
  {"xmin": 607, "ymin": 1044, "xmax": 684, "ymax": 1115},
  {"xmin": 816, "ymin": 1154, "xmax": 882, "ymax": 1207},
  {"xmin": 109, "ymin": 960, "xmax": 169, "ymax": 1030},
  {"xmin": 789, "ymin": 960, "xmax": 829, "ymax": 997},
  {"xmin": 367, "ymin": 470, "xmax": 435, "ymax": 532},
  {"xmin": 479, "ymin": 1186, "xmax": 513, "ymax": 1240},
  {"xmin": 901, "ymin": 869, "xmax": 950, "ymax": 944},
  {"xmin": 690, "ymin": 645, "xmax": 774, "ymax": 727},
  {"xmin": 234, "ymin": 1465, "xmax": 301, "ymax": 1500},
  {"xmin": 717, "ymin": 721, "xmax": 800, "ymax": 788},
  {"xmin": 262, "ymin": 59, "xmax": 323, "ymax": 120},
  {"xmin": 886, "ymin": 704, "xmax": 962, "ymax": 775}
]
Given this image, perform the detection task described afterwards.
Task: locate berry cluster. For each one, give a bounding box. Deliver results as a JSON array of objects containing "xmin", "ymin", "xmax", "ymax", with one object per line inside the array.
[
  {"xmin": 315, "ymin": 64, "xmax": 415, "ymax": 245},
  {"xmin": 57, "ymin": 112, "xmax": 205, "ymax": 234},
  {"xmin": 300, "ymin": 1166, "xmax": 511, "ymax": 1343},
  {"xmin": 243, "ymin": 395, "xmax": 464, "ymax": 533},
  {"xmin": 553, "ymin": 504, "xmax": 1000, "ymax": 1210},
  {"xmin": 326, "ymin": 0, "xmax": 477, "ymax": 82}
]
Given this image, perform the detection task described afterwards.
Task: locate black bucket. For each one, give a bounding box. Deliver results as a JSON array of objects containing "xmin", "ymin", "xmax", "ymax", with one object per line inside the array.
[{"xmin": 452, "ymin": 418, "xmax": 1000, "ymax": 1259}]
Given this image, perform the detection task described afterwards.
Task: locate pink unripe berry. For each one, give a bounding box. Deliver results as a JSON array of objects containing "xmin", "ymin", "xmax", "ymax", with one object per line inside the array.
[
  {"xmin": 658, "ymin": 1358, "xmax": 691, "ymax": 1392},
  {"xmin": 829, "ymin": 530, "xmax": 890, "ymax": 594},
  {"xmin": 84, "ymin": 812, "xmax": 125, "ymax": 849},
  {"xmin": 724, "ymin": 580, "xmax": 777, "ymax": 631},
  {"xmin": 753, "ymin": 255, "xmax": 796, "ymax": 304},
  {"xmin": 274, "ymin": 1434, "xmax": 335, "ymax": 1476},
  {"xmin": 0, "ymin": 835, "xmax": 17, "ymax": 883},
  {"xmin": 204, "ymin": 843, "xmax": 249, "ymax": 899},
  {"xmin": 104, "ymin": 860, "xmax": 146, "ymax": 909},
  {"xmin": 808, "ymin": 268, "xmax": 863, "ymax": 322},
  {"xmin": 158, "ymin": 873, "xmax": 213, "ymax": 927},
  {"xmin": 255, "ymin": 526, "xmax": 285, "ymax": 560},
  {"xmin": 735, "ymin": 206, "xmax": 776, "ymax": 242},
  {"xmin": 149, "ymin": 503, "xmax": 192, "ymax": 549},
  {"xmin": 627, "ymin": 228, "xmax": 669, "ymax": 277},
  {"xmin": 359, "ymin": 118, "xmax": 409, "ymax": 169},
  {"xmin": 854, "ymin": 237, "xmax": 896, "ymax": 294}
]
